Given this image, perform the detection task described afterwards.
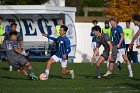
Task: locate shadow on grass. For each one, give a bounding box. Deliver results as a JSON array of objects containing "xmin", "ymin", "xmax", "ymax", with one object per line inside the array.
[
  {"xmin": 1, "ymin": 76, "xmax": 28, "ymax": 80},
  {"xmin": 115, "ymin": 83, "xmax": 140, "ymax": 90}
]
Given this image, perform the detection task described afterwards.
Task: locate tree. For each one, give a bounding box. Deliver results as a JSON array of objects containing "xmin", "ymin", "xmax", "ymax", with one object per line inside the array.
[{"xmin": 105, "ymin": 0, "xmax": 140, "ymax": 21}]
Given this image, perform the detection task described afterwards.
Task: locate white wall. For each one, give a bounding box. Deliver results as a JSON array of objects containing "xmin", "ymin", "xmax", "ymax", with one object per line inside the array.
[{"xmin": 74, "ymin": 22, "xmax": 140, "ymax": 63}]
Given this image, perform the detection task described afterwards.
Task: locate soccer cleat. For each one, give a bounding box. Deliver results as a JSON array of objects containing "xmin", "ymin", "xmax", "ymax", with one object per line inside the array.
[
  {"xmin": 9, "ymin": 66, "xmax": 13, "ymax": 72},
  {"xmin": 28, "ymin": 72, "xmax": 39, "ymax": 80},
  {"xmin": 103, "ymin": 71, "xmax": 112, "ymax": 77},
  {"xmin": 129, "ymin": 72, "xmax": 133, "ymax": 78},
  {"xmin": 97, "ymin": 76, "xmax": 101, "ymax": 79},
  {"xmin": 117, "ymin": 61, "xmax": 122, "ymax": 70},
  {"xmin": 70, "ymin": 70, "xmax": 75, "ymax": 79}
]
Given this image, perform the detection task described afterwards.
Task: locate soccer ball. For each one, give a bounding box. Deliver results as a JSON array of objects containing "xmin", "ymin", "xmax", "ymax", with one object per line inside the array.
[{"xmin": 39, "ymin": 73, "xmax": 48, "ymax": 80}]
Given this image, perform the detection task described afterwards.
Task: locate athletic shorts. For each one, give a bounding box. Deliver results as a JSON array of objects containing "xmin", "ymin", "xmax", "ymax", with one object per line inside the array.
[
  {"xmin": 101, "ymin": 50, "xmax": 118, "ymax": 62},
  {"xmin": 92, "ymin": 42, "xmax": 96, "ymax": 49},
  {"xmin": 117, "ymin": 48, "xmax": 126, "ymax": 57},
  {"xmin": 8, "ymin": 56, "xmax": 28, "ymax": 70},
  {"xmin": 51, "ymin": 55, "xmax": 67, "ymax": 68}
]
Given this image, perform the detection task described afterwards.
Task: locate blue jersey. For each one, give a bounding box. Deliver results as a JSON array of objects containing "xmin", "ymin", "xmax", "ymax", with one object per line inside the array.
[
  {"xmin": 47, "ymin": 35, "xmax": 71, "ymax": 58},
  {"xmin": 5, "ymin": 25, "xmax": 11, "ymax": 32},
  {"xmin": 111, "ymin": 25, "xmax": 125, "ymax": 49},
  {"xmin": 90, "ymin": 27, "xmax": 97, "ymax": 42}
]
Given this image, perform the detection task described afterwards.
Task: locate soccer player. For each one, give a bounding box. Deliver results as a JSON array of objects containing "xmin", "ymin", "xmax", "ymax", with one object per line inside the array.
[
  {"xmin": 5, "ymin": 19, "xmax": 15, "ymax": 32},
  {"xmin": 90, "ymin": 20, "xmax": 99, "ymax": 63},
  {"xmin": 91, "ymin": 26, "xmax": 118, "ymax": 79},
  {"xmin": 106, "ymin": 17, "xmax": 133, "ymax": 78},
  {"xmin": 42, "ymin": 25, "xmax": 74, "ymax": 79},
  {"xmin": 0, "ymin": 17, "xmax": 4, "ymax": 62},
  {"xmin": 4, "ymin": 22, "xmax": 23, "ymax": 71},
  {"xmin": 2, "ymin": 31, "xmax": 38, "ymax": 80},
  {"xmin": 129, "ymin": 14, "xmax": 140, "ymax": 48},
  {"xmin": 55, "ymin": 18, "xmax": 64, "ymax": 37}
]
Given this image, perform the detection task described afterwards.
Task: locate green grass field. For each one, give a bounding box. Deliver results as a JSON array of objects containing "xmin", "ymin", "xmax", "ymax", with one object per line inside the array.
[{"xmin": 0, "ymin": 62, "xmax": 140, "ymax": 93}]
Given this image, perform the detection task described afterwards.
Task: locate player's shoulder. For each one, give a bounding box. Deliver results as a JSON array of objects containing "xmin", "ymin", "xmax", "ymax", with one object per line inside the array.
[{"xmin": 116, "ymin": 25, "xmax": 123, "ymax": 29}]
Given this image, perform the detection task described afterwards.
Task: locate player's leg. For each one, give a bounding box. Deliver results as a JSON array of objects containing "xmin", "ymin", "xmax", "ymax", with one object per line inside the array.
[
  {"xmin": 122, "ymin": 54, "xmax": 133, "ymax": 77},
  {"xmin": 24, "ymin": 62, "xmax": 38, "ymax": 80},
  {"xmin": 20, "ymin": 68, "xmax": 29, "ymax": 77},
  {"xmin": 44, "ymin": 55, "xmax": 58, "ymax": 78},
  {"xmin": 60, "ymin": 60, "xmax": 75, "ymax": 79},
  {"xmin": 96, "ymin": 56, "xmax": 105, "ymax": 79},
  {"xmin": 93, "ymin": 42, "xmax": 99, "ymax": 62}
]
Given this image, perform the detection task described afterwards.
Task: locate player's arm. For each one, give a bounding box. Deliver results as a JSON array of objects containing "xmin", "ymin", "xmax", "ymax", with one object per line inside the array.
[
  {"xmin": 107, "ymin": 41, "xmax": 113, "ymax": 61},
  {"xmin": 130, "ymin": 30, "xmax": 140, "ymax": 44},
  {"xmin": 42, "ymin": 33, "xmax": 58, "ymax": 41},
  {"xmin": 62, "ymin": 39, "xmax": 71, "ymax": 60},
  {"xmin": 117, "ymin": 33, "xmax": 124, "ymax": 47}
]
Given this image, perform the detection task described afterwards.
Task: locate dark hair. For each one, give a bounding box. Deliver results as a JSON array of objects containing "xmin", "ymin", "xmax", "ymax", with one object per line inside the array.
[
  {"xmin": 105, "ymin": 21, "xmax": 109, "ymax": 24},
  {"xmin": 58, "ymin": 18, "xmax": 63, "ymax": 21},
  {"xmin": 132, "ymin": 14, "xmax": 140, "ymax": 22},
  {"xmin": 9, "ymin": 31, "xmax": 18, "ymax": 37},
  {"xmin": 11, "ymin": 22, "xmax": 17, "ymax": 27},
  {"xmin": 109, "ymin": 16, "xmax": 117, "ymax": 22},
  {"xmin": 92, "ymin": 26, "xmax": 101, "ymax": 33},
  {"xmin": 61, "ymin": 25, "xmax": 68, "ymax": 32},
  {"xmin": 7, "ymin": 19, "xmax": 15, "ymax": 23},
  {"xmin": 92, "ymin": 20, "xmax": 98, "ymax": 24},
  {"xmin": 0, "ymin": 17, "xmax": 3, "ymax": 20},
  {"xmin": 126, "ymin": 20, "xmax": 131, "ymax": 24}
]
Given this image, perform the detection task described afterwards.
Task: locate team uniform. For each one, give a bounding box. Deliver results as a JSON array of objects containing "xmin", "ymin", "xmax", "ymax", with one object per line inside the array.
[
  {"xmin": 5, "ymin": 25, "xmax": 11, "ymax": 32},
  {"xmin": 111, "ymin": 25, "xmax": 133, "ymax": 77},
  {"xmin": 2, "ymin": 40, "xmax": 27, "ymax": 70},
  {"xmin": 111, "ymin": 25, "xmax": 126, "ymax": 61},
  {"xmin": 96, "ymin": 33, "xmax": 118, "ymax": 78},
  {"xmin": 96, "ymin": 33, "xmax": 118, "ymax": 62},
  {"xmin": 90, "ymin": 28, "xmax": 97, "ymax": 48},
  {"xmin": 47, "ymin": 35, "xmax": 71, "ymax": 68}
]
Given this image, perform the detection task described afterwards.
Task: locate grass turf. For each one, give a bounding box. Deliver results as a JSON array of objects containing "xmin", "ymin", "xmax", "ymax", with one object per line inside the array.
[{"xmin": 0, "ymin": 62, "xmax": 140, "ymax": 93}]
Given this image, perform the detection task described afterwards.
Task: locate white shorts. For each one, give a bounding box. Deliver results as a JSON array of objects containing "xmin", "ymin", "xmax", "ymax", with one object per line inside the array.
[
  {"xmin": 92, "ymin": 42, "xmax": 96, "ymax": 49},
  {"xmin": 51, "ymin": 55, "xmax": 67, "ymax": 68},
  {"xmin": 116, "ymin": 48, "xmax": 126, "ymax": 61}
]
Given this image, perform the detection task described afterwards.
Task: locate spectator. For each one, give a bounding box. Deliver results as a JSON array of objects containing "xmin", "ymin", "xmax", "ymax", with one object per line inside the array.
[
  {"xmin": 55, "ymin": 18, "xmax": 64, "ymax": 37},
  {"xmin": 0, "ymin": 17, "xmax": 4, "ymax": 62},
  {"xmin": 123, "ymin": 20, "xmax": 134, "ymax": 55},
  {"xmin": 102, "ymin": 21, "xmax": 112, "ymax": 38}
]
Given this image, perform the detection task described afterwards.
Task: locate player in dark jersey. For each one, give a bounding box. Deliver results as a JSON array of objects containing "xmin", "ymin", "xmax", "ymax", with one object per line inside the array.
[
  {"xmin": 91, "ymin": 26, "xmax": 118, "ymax": 79},
  {"xmin": 2, "ymin": 31, "xmax": 38, "ymax": 80},
  {"xmin": 109, "ymin": 17, "xmax": 133, "ymax": 78},
  {"xmin": 41, "ymin": 25, "xmax": 74, "ymax": 80},
  {"xmin": 4, "ymin": 22, "xmax": 23, "ymax": 71},
  {"xmin": 129, "ymin": 14, "xmax": 140, "ymax": 48}
]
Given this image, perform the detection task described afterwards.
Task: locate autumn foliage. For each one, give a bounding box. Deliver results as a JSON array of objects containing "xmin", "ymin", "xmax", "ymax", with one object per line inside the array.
[{"xmin": 105, "ymin": 0, "xmax": 140, "ymax": 21}]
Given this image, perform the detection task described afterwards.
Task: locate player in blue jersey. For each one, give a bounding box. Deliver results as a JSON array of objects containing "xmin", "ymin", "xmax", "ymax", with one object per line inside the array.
[
  {"xmin": 90, "ymin": 20, "xmax": 99, "ymax": 63},
  {"xmin": 42, "ymin": 25, "xmax": 75, "ymax": 79},
  {"xmin": 104, "ymin": 17, "xmax": 133, "ymax": 78},
  {"xmin": 5, "ymin": 19, "xmax": 15, "ymax": 32},
  {"xmin": 2, "ymin": 31, "xmax": 38, "ymax": 80}
]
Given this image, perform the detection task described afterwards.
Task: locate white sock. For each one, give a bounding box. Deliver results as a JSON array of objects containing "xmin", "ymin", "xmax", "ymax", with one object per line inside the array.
[
  {"xmin": 45, "ymin": 69, "xmax": 49, "ymax": 76},
  {"xmin": 127, "ymin": 64, "xmax": 132, "ymax": 73},
  {"xmin": 96, "ymin": 56, "xmax": 99, "ymax": 62},
  {"xmin": 106, "ymin": 61, "xmax": 109, "ymax": 69}
]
